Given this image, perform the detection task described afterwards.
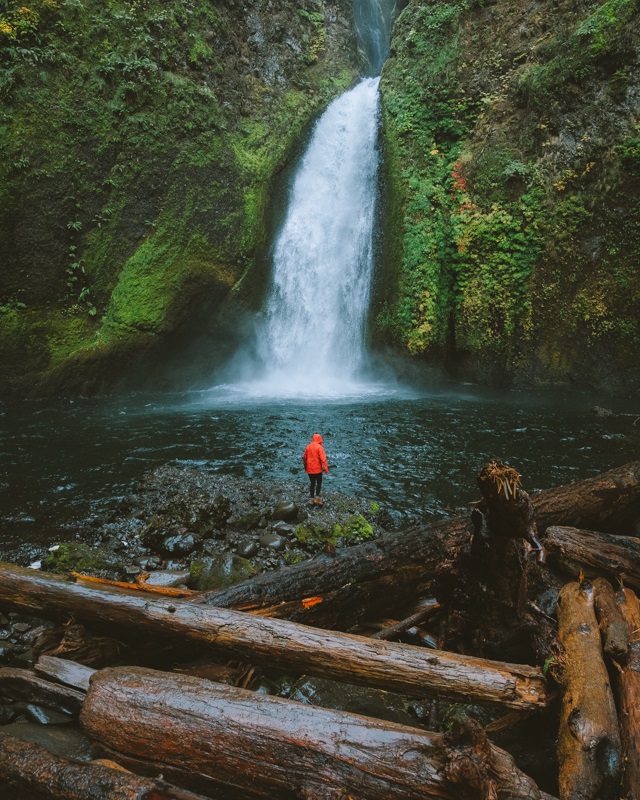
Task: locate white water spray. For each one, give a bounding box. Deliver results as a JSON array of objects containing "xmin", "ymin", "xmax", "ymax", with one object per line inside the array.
[{"xmin": 248, "ymin": 77, "xmax": 381, "ymax": 396}]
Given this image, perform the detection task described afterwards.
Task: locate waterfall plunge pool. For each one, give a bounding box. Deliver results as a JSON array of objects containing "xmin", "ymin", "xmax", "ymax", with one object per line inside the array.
[{"xmin": 1, "ymin": 384, "xmax": 638, "ymax": 556}]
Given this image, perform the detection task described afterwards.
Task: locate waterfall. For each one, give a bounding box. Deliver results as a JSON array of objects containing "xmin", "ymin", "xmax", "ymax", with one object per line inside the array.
[
  {"xmin": 222, "ymin": 1, "xmax": 397, "ymax": 399},
  {"xmin": 252, "ymin": 77, "xmax": 381, "ymax": 396}
]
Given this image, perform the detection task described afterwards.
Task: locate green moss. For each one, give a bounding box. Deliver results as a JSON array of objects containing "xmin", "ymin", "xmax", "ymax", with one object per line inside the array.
[
  {"xmin": 189, "ymin": 554, "xmax": 257, "ymax": 591},
  {"xmin": 41, "ymin": 542, "xmax": 122, "ymax": 579},
  {"xmin": 294, "ymin": 514, "xmax": 374, "ymax": 547}
]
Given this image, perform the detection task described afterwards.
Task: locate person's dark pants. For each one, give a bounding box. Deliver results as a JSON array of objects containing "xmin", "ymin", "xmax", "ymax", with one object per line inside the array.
[{"xmin": 308, "ymin": 473, "xmax": 322, "ymax": 497}]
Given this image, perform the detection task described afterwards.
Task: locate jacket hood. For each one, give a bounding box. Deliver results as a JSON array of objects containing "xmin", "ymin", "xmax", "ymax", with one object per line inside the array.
[{"xmin": 312, "ymin": 433, "xmax": 323, "ymax": 444}]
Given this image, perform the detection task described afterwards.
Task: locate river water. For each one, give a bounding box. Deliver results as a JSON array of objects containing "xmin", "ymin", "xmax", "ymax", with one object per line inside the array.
[{"xmin": 1, "ymin": 386, "xmax": 637, "ymax": 555}]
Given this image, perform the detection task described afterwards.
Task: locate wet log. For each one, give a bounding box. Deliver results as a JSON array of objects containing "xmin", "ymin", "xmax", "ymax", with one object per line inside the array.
[
  {"xmin": 532, "ymin": 460, "xmax": 640, "ymax": 536},
  {"xmin": 0, "ymin": 667, "xmax": 85, "ymax": 714},
  {"xmin": 615, "ymin": 588, "xmax": 640, "ymax": 800},
  {"xmin": 371, "ymin": 598, "xmax": 441, "ymax": 641},
  {"xmin": 0, "ymin": 730, "xmax": 208, "ymax": 800},
  {"xmin": 0, "ymin": 562, "xmax": 547, "ymax": 710},
  {"xmin": 195, "ymin": 461, "xmax": 640, "ymax": 628},
  {"xmin": 81, "ymin": 666, "xmax": 553, "ymax": 800},
  {"xmin": 545, "ymin": 525, "xmax": 640, "ymax": 589},
  {"xmin": 34, "ymin": 655, "xmax": 96, "ymax": 692},
  {"xmin": 592, "ymin": 577, "xmax": 629, "ymax": 661},
  {"xmin": 557, "ymin": 580, "xmax": 622, "ymax": 800}
]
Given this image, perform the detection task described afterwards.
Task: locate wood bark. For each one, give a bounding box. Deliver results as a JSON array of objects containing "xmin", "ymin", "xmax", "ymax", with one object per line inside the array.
[
  {"xmin": 0, "ymin": 562, "xmax": 547, "ymax": 710},
  {"xmin": 556, "ymin": 580, "xmax": 622, "ymax": 800},
  {"xmin": 544, "ymin": 526, "xmax": 640, "ymax": 590},
  {"xmin": 34, "ymin": 655, "xmax": 96, "ymax": 692},
  {"xmin": 592, "ymin": 577, "xmax": 629, "ymax": 661},
  {"xmin": 0, "ymin": 730, "xmax": 209, "ymax": 800},
  {"xmin": 530, "ymin": 460, "xmax": 640, "ymax": 536},
  {"xmin": 81, "ymin": 666, "xmax": 552, "ymax": 800},
  {"xmin": 615, "ymin": 588, "xmax": 640, "ymax": 800},
  {"xmin": 0, "ymin": 666, "xmax": 85, "ymax": 714},
  {"xmin": 194, "ymin": 461, "xmax": 640, "ymax": 629},
  {"xmin": 371, "ymin": 599, "xmax": 441, "ymax": 641}
]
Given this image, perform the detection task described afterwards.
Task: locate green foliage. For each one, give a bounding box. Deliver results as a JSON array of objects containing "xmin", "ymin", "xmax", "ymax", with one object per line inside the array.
[{"xmin": 518, "ymin": 0, "xmax": 638, "ymax": 106}]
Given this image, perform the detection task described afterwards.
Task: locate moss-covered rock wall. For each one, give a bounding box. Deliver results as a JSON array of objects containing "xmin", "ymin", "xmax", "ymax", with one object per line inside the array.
[
  {"xmin": 0, "ymin": 0, "xmax": 360, "ymax": 394},
  {"xmin": 378, "ymin": 0, "xmax": 640, "ymax": 393}
]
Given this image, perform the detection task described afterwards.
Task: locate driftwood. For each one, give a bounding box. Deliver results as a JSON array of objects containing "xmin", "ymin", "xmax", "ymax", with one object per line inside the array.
[
  {"xmin": 531, "ymin": 460, "xmax": 640, "ymax": 536},
  {"xmin": 592, "ymin": 577, "xmax": 629, "ymax": 661},
  {"xmin": 371, "ymin": 598, "xmax": 441, "ymax": 641},
  {"xmin": 34, "ymin": 655, "xmax": 96, "ymax": 692},
  {"xmin": 615, "ymin": 588, "xmax": 640, "ymax": 800},
  {"xmin": 81, "ymin": 666, "xmax": 553, "ymax": 800},
  {"xmin": 0, "ymin": 667, "xmax": 84, "ymax": 714},
  {"xmin": 0, "ymin": 730, "xmax": 208, "ymax": 800},
  {"xmin": 194, "ymin": 461, "xmax": 640, "ymax": 629},
  {"xmin": 0, "ymin": 562, "xmax": 547, "ymax": 710},
  {"xmin": 557, "ymin": 580, "xmax": 622, "ymax": 800},
  {"xmin": 545, "ymin": 526, "xmax": 640, "ymax": 589}
]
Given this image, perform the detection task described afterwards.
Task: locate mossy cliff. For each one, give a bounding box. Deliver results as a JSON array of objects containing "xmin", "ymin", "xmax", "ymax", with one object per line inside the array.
[
  {"xmin": 378, "ymin": 0, "xmax": 640, "ymax": 393},
  {"xmin": 0, "ymin": 0, "xmax": 359, "ymax": 394}
]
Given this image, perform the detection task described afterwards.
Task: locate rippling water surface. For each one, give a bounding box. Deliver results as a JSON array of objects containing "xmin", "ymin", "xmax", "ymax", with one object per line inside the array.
[{"xmin": 1, "ymin": 383, "xmax": 638, "ymax": 553}]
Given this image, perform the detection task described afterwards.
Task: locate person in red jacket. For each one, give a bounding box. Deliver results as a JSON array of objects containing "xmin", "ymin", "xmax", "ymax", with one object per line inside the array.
[{"xmin": 302, "ymin": 433, "xmax": 329, "ymax": 505}]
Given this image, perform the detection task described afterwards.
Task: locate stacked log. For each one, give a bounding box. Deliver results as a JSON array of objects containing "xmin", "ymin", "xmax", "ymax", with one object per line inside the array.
[
  {"xmin": 1, "ymin": 461, "xmax": 640, "ymax": 800},
  {"xmin": 79, "ymin": 666, "xmax": 550, "ymax": 800}
]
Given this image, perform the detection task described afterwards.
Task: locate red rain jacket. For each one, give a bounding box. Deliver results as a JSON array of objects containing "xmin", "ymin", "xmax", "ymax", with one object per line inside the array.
[{"xmin": 303, "ymin": 434, "xmax": 329, "ymax": 475}]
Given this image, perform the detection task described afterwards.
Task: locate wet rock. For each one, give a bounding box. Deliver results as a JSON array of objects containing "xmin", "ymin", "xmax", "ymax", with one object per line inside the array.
[
  {"xmin": 259, "ymin": 533, "xmax": 286, "ymax": 552},
  {"xmin": 0, "ymin": 614, "xmax": 8, "ymax": 626},
  {"xmin": 1, "ymin": 721, "xmax": 93, "ymax": 759},
  {"xmin": 123, "ymin": 564, "xmax": 141, "ymax": 577},
  {"xmin": 272, "ymin": 501, "xmax": 298, "ymax": 522},
  {"xmin": 162, "ymin": 531, "xmax": 199, "ymax": 557},
  {"xmin": 234, "ymin": 511, "xmax": 262, "ymax": 531},
  {"xmin": 189, "ymin": 553, "xmax": 257, "ymax": 591},
  {"xmin": 0, "ymin": 628, "xmax": 10, "ymax": 640},
  {"xmin": 236, "ymin": 539, "xmax": 259, "ymax": 558},
  {"xmin": 41, "ymin": 542, "xmax": 124, "ymax": 581},
  {"xmin": 0, "ymin": 705, "xmax": 19, "ymax": 725},
  {"xmin": 144, "ymin": 570, "xmax": 191, "ymax": 588},
  {"xmin": 26, "ymin": 705, "xmax": 74, "ymax": 725},
  {"xmin": 272, "ymin": 521, "xmax": 295, "ymax": 535},
  {"xmin": 592, "ymin": 406, "xmax": 616, "ymax": 417},
  {"xmin": 12, "ymin": 647, "xmax": 34, "ymax": 667},
  {"xmin": 0, "ymin": 643, "xmax": 15, "ymax": 663},
  {"xmin": 12, "ymin": 622, "xmax": 31, "ymax": 634}
]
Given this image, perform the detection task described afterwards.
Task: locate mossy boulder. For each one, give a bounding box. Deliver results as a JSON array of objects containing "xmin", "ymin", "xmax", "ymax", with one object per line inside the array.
[
  {"xmin": 294, "ymin": 514, "xmax": 374, "ymax": 548},
  {"xmin": 41, "ymin": 543, "xmax": 123, "ymax": 580},
  {"xmin": 188, "ymin": 553, "xmax": 256, "ymax": 591}
]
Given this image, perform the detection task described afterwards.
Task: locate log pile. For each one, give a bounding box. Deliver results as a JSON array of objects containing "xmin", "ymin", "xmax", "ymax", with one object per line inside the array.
[{"xmin": 0, "ymin": 460, "xmax": 639, "ymax": 800}]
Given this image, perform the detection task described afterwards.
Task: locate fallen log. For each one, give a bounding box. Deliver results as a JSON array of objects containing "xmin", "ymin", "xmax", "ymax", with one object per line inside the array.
[
  {"xmin": 0, "ymin": 667, "xmax": 85, "ymax": 714},
  {"xmin": 34, "ymin": 655, "xmax": 96, "ymax": 692},
  {"xmin": 81, "ymin": 666, "xmax": 553, "ymax": 800},
  {"xmin": 544, "ymin": 525, "xmax": 640, "ymax": 590},
  {"xmin": 371, "ymin": 598, "xmax": 441, "ymax": 641},
  {"xmin": 615, "ymin": 588, "xmax": 640, "ymax": 800},
  {"xmin": 0, "ymin": 730, "xmax": 209, "ymax": 800},
  {"xmin": 557, "ymin": 580, "xmax": 622, "ymax": 800},
  {"xmin": 531, "ymin": 460, "xmax": 640, "ymax": 536},
  {"xmin": 0, "ymin": 562, "xmax": 547, "ymax": 710},
  {"xmin": 194, "ymin": 461, "xmax": 640, "ymax": 628},
  {"xmin": 592, "ymin": 577, "xmax": 629, "ymax": 661}
]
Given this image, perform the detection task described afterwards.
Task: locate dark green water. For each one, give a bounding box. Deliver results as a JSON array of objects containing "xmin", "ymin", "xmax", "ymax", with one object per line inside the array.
[{"xmin": 1, "ymin": 384, "xmax": 637, "ymax": 555}]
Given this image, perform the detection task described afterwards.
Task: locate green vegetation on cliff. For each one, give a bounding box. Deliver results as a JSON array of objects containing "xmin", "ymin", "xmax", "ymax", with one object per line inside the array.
[
  {"xmin": 379, "ymin": 0, "xmax": 640, "ymax": 391},
  {"xmin": 0, "ymin": 0, "xmax": 359, "ymax": 393}
]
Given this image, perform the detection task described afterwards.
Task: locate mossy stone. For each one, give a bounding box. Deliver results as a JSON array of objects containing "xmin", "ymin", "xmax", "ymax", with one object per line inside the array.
[
  {"xmin": 188, "ymin": 553, "xmax": 256, "ymax": 591},
  {"xmin": 41, "ymin": 543, "xmax": 123, "ymax": 580}
]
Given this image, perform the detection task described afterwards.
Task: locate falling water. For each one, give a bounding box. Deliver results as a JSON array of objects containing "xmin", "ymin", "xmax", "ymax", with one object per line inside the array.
[
  {"xmin": 252, "ymin": 77, "xmax": 381, "ymax": 395},
  {"xmin": 223, "ymin": 1, "xmax": 397, "ymax": 398}
]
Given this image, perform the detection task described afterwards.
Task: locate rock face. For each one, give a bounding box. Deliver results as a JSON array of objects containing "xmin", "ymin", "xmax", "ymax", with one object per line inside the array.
[
  {"xmin": 0, "ymin": 0, "xmax": 360, "ymax": 395},
  {"xmin": 378, "ymin": 0, "xmax": 640, "ymax": 394}
]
